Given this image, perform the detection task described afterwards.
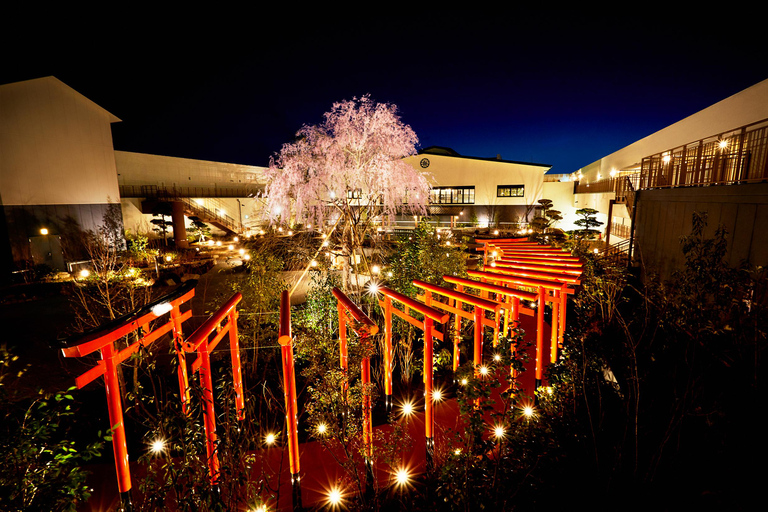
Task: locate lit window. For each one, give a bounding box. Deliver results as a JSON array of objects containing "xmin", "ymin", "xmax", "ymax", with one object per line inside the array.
[
  {"xmin": 497, "ymin": 185, "xmax": 524, "ymax": 197},
  {"xmin": 429, "ymin": 186, "xmax": 475, "ymax": 204}
]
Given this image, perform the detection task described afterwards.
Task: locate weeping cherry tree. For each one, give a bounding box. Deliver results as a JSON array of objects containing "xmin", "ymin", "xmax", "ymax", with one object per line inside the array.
[{"xmin": 264, "ymin": 95, "xmax": 430, "ymax": 291}]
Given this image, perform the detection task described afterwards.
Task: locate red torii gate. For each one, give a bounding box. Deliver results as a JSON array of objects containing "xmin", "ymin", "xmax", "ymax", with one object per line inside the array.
[
  {"xmin": 413, "ymin": 279, "xmax": 500, "ymax": 374},
  {"xmin": 60, "ymin": 282, "xmax": 197, "ymax": 508},
  {"xmin": 467, "ymin": 269, "xmax": 577, "ymax": 388},
  {"xmin": 182, "ymin": 291, "xmax": 245, "ymax": 485},
  {"xmin": 332, "ymin": 287, "xmax": 379, "ymax": 497},
  {"xmin": 377, "ymin": 286, "xmax": 448, "ymax": 466},
  {"xmin": 475, "ymin": 237, "xmax": 530, "ymax": 265},
  {"xmin": 441, "ymin": 274, "xmax": 538, "ymax": 376},
  {"xmin": 60, "ymin": 281, "xmax": 247, "ymax": 507}
]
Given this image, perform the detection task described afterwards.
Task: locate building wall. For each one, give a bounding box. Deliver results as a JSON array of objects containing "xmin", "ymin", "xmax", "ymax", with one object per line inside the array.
[
  {"xmin": 115, "ymin": 151, "xmax": 267, "ymax": 190},
  {"xmin": 0, "ymin": 77, "xmax": 122, "ymax": 269},
  {"xmin": 0, "ymin": 77, "xmax": 121, "ymax": 206},
  {"xmin": 404, "ymin": 151, "xmax": 549, "ymax": 226},
  {"xmin": 634, "ymin": 182, "xmax": 768, "ymax": 279}
]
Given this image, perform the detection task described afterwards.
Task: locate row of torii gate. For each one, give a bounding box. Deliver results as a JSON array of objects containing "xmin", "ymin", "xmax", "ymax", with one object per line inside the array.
[{"xmin": 60, "ymin": 237, "xmax": 583, "ymax": 511}]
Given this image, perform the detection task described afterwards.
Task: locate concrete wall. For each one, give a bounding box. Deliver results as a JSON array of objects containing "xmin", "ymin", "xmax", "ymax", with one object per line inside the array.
[
  {"xmin": 0, "ymin": 77, "xmax": 121, "ymax": 206},
  {"xmin": 634, "ymin": 182, "xmax": 768, "ymax": 279}
]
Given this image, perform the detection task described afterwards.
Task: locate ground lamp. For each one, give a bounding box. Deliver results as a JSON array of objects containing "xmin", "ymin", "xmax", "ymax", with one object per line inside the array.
[{"xmin": 278, "ymin": 290, "xmax": 302, "ymax": 511}]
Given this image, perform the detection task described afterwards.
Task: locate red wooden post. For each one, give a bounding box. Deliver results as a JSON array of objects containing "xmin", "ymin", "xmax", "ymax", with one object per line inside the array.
[
  {"xmin": 228, "ymin": 308, "xmax": 245, "ymax": 420},
  {"xmin": 337, "ymin": 301, "xmax": 349, "ymax": 398},
  {"xmin": 474, "ymin": 306, "xmax": 484, "ymax": 374},
  {"xmin": 535, "ymin": 286, "xmax": 545, "ymax": 389},
  {"xmin": 559, "ymin": 283, "xmax": 568, "ymax": 349},
  {"xmin": 197, "ymin": 339, "xmax": 219, "ymax": 483},
  {"xmin": 550, "ymin": 289, "xmax": 559, "ymax": 364},
  {"xmin": 170, "ymin": 306, "xmax": 191, "ymax": 414},
  {"xmin": 384, "ymin": 296, "xmax": 393, "ymax": 410},
  {"xmin": 278, "ymin": 290, "xmax": 302, "ymax": 510},
  {"xmin": 453, "ymin": 297, "xmax": 461, "ymax": 372},
  {"xmin": 101, "ymin": 342, "xmax": 131, "ymax": 498}
]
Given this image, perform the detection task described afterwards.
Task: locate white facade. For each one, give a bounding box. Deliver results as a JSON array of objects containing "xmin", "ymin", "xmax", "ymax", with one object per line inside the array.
[
  {"xmin": 0, "ymin": 76, "xmax": 121, "ymax": 206},
  {"xmin": 404, "ymin": 147, "xmax": 551, "ymax": 227}
]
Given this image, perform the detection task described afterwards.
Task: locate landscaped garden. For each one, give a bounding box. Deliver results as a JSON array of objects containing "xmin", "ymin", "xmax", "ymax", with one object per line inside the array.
[{"xmin": 2, "ymin": 97, "xmax": 766, "ymax": 512}]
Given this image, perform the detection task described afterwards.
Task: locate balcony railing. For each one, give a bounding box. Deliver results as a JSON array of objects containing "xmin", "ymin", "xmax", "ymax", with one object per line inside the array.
[{"xmin": 640, "ymin": 118, "xmax": 768, "ymax": 189}]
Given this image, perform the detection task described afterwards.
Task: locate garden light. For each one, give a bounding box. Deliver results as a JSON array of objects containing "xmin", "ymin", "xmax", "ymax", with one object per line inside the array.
[
  {"xmin": 316, "ymin": 423, "xmax": 327, "ymax": 435},
  {"xmin": 79, "ymin": 269, "xmax": 90, "ymax": 278},
  {"xmin": 150, "ymin": 438, "xmax": 166, "ymax": 454},
  {"xmin": 479, "ymin": 365, "xmax": 489, "ymax": 376},
  {"xmin": 522, "ymin": 405, "xmax": 535, "ymax": 418},
  {"xmin": 327, "ymin": 486, "xmax": 343, "ymax": 507},
  {"xmin": 265, "ymin": 432, "xmax": 277, "ymax": 445},
  {"xmin": 40, "ymin": 228, "xmax": 48, "ymax": 235},
  {"xmin": 394, "ymin": 467, "xmax": 410, "ymax": 486},
  {"xmin": 493, "ymin": 425, "xmax": 506, "ymax": 439}
]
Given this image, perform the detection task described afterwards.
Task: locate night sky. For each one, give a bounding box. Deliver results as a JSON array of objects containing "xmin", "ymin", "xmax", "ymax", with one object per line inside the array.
[{"xmin": 4, "ymin": 7, "xmax": 768, "ymax": 174}]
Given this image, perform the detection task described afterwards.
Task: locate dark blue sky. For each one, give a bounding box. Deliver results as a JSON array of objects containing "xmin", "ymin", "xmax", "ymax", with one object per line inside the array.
[{"xmin": 4, "ymin": 8, "xmax": 768, "ymax": 174}]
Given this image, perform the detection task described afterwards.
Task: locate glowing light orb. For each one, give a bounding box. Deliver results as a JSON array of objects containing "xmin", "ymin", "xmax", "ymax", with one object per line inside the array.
[
  {"xmin": 479, "ymin": 365, "xmax": 489, "ymax": 376},
  {"xmin": 395, "ymin": 467, "xmax": 410, "ymax": 486},
  {"xmin": 522, "ymin": 405, "xmax": 535, "ymax": 418},
  {"xmin": 327, "ymin": 487, "xmax": 343, "ymax": 506},
  {"xmin": 265, "ymin": 433, "xmax": 277, "ymax": 445},
  {"xmin": 494, "ymin": 425, "xmax": 506, "ymax": 439},
  {"xmin": 316, "ymin": 423, "xmax": 327, "ymax": 435},
  {"xmin": 79, "ymin": 269, "xmax": 90, "ymax": 278},
  {"xmin": 150, "ymin": 438, "xmax": 166, "ymax": 454}
]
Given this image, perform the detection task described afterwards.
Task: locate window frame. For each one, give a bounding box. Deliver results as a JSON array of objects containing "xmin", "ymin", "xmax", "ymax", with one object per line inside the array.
[
  {"xmin": 496, "ymin": 184, "xmax": 525, "ymax": 198},
  {"xmin": 429, "ymin": 186, "xmax": 475, "ymax": 204}
]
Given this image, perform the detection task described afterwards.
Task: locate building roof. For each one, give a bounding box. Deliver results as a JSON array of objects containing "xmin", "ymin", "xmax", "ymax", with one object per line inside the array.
[{"xmin": 419, "ymin": 146, "xmax": 551, "ymax": 170}]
